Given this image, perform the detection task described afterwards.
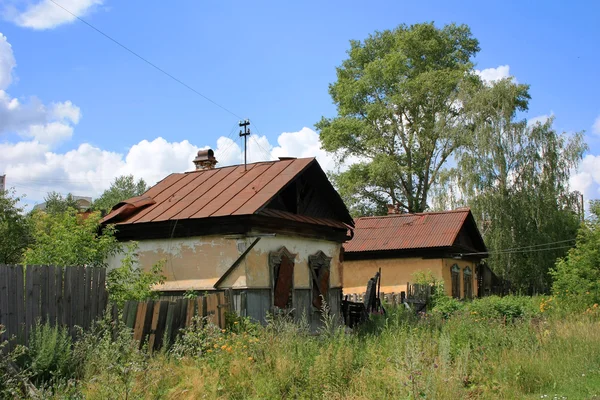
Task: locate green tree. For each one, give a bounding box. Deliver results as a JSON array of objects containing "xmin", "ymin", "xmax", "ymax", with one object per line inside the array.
[
  {"xmin": 551, "ymin": 200, "xmax": 600, "ymax": 304},
  {"xmin": 43, "ymin": 192, "xmax": 81, "ymax": 214},
  {"xmin": 93, "ymin": 175, "xmax": 148, "ymax": 213},
  {"xmin": 23, "ymin": 209, "xmax": 120, "ymax": 267},
  {"xmin": 0, "ymin": 189, "xmax": 32, "ymax": 264},
  {"xmin": 106, "ymin": 242, "xmax": 166, "ymax": 307},
  {"xmin": 445, "ymin": 78, "xmax": 586, "ymax": 293},
  {"xmin": 317, "ymin": 22, "xmax": 480, "ymax": 215}
]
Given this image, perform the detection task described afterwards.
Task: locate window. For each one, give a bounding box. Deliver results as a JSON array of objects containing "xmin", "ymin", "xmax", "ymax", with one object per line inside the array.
[
  {"xmin": 309, "ymin": 251, "xmax": 332, "ymax": 310},
  {"xmin": 269, "ymin": 247, "xmax": 296, "ymax": 310},
  {"xmin": 463, "ymin": 266, "xmax": 473, "ymax": 299},
  {"xmin": 451, "ymin": 264, "xmax": 461, "ymax": 299}
]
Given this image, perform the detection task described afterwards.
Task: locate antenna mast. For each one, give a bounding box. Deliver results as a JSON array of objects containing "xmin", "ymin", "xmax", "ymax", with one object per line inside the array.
[{"xmin": 239, "ymin": 119, "xmax": 251, "ymax": 170}]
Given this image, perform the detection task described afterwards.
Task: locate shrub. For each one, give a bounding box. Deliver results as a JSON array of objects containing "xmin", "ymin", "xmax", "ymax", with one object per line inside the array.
[
  {"xmin": 466, "ymin": 295, "xmax": 538, "ymax": 320},
  {"xmin": 431, "ymin": 295, "xmax": 464, "ymax": 318},
  {"xmin": 106, "ymin": 242, "xmax": 166, "ymax": 307},
  {"xmin": 17, "ymin": 323, "xmax": 76, "ymax": 385}
]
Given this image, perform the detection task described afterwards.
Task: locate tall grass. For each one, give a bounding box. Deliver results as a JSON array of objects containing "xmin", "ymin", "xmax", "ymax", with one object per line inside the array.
[{"xmin": 8, "ymin": 296, "xmax": 600, "ymax": 399}]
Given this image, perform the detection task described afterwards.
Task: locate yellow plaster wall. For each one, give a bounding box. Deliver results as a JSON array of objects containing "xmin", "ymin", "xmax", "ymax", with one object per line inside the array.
[
  {"xmin": 106, "ymin": 234, "xmax": 343, "ymax": 291},
  {"xmin": 344, "ymin": 257, "xmax": 479, "ymax": 298}
]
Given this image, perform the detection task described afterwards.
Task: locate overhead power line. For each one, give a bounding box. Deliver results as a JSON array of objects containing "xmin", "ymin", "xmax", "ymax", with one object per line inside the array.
[
  {"xmin": 48, "ymin": 0, "xmax": 243, "ymax": 120},
  {"xmin": 459, "ymin": 238, "xmax": 577, "ymax": 257}
]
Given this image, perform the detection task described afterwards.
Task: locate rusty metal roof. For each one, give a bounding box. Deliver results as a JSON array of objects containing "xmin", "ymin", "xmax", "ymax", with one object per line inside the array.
[
  {"xmin": 345, "ymin": 210, "xmax": 475, "ymax": 253},
  {"xmin": 101, "ymin": 157, "xmax": 350, "ymax": 228}
]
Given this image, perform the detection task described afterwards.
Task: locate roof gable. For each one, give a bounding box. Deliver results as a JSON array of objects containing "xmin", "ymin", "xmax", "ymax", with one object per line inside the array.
[
  {"xmin": 344, "ymin": 209, "xmax": 486, "ymax": 255},
  {"xmin": 101, "ymin": 158, "xmax": 353, "ymax": 229}
]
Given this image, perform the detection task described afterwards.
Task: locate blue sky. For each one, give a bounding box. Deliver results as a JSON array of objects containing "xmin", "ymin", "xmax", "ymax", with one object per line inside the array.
[{"xmin": 1, "ymin": 0, "xmax": 600, "ymax": 207}]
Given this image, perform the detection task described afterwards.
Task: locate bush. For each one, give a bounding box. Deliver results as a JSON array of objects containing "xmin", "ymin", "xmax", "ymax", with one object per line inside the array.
[
  {"xmin": 431, "ymin": 295, "xmax": 465, "ymax": 318},
  {"xmin": 466, "ymin": 295, "xmax": 538, "ymax": 320},
  {"xmin": 17, "ymin": 323, "xmax": 76, "ymax": 385}
]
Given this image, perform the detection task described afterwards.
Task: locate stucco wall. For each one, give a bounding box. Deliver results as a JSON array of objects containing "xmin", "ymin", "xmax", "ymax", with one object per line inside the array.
[
  {"xmin": 344, "ymin": 256, "xmax": 478, "ymax": 298},
  {"xmin": 106, "ymin": 234, "xmax": 342, "ymax": 292}
]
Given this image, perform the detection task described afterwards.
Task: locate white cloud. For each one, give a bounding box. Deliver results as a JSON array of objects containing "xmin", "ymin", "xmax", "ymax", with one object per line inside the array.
[
  {"xmin": 570, "ymin": 154, "xmax": 600, "ymax": 202},
  {"xmin": 528, "ymin": 113, "xmax": 553, "ymax": 127},
  {"xmin": 6, "ymin": 0, "xmax": 103, "ymax": 30},
  {"xmin": 593, "ymin": 115, "xmax": 600, "ymax": 135},
  {"xmin": 0, "ymin": 33, "xmax": 15, "ymax": 90},
  {"xmin": 0, "ymin": 34, "xmax": 79, "ymax": 146},
  {"xmin": 475, "ymin": 65, "xmax": 514, "ymax": 85}
]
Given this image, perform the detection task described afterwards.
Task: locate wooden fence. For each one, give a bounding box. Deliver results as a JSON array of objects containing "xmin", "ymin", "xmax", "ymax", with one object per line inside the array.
[
  {"xmin": 0, "ymin": 264, "xmax": 107, "ymax": 349},
  {"xmin": 345, "ymin": 283, "xmax": 433, "ymax": 308},
  {"xmin": 117, "ymin": 291, "xmax": 230, "ymax": 351}
]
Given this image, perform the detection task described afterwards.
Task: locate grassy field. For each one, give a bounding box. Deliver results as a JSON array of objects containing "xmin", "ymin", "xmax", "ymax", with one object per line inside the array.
[{"xmin": 4, "ymin": 296, "xmax": 600, "ymax": 399}]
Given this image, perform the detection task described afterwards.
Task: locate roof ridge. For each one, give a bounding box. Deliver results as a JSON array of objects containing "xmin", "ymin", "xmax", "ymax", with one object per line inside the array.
[
  {"xmin": 355, "ymin": 208, "xmax": 470, "ymax": 221},
  {"xmin": 183, "ymin": 157, "xmax": 316, "ymax": 174}
]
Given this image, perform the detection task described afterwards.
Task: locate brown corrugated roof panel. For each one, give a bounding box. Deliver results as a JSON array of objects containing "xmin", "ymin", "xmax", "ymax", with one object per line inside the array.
[
  {"xmin": 100, "ymin": 157, "xmax": 353, "ymax": 231},
  {"xmin": 345, "ymin": 210, "xmax": 479, "ymax": 253}
]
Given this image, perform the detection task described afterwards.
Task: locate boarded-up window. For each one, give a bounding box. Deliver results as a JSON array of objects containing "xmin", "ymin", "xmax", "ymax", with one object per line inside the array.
[
  {"xmin": 309, "ymin": 251, "xmax": 332, "ymax": 310},
  {"xmin": 451, "ymin": 264, "xmax": 460, "ymax": 299},
  {"xmin": 269, "ymin": 247, "xmax": 297, "ymax": 310},
  {"xmin": 463, "ymin": 266, "xmax": 473, "ymax": 299}
]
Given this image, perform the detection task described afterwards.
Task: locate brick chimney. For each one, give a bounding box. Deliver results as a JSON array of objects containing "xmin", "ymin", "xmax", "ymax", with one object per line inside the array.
[
  {"xmin": 387, "ymin": 204, "xmax": 399, "ymax": 215},
  {"xmin": 193, "ymin": 149, "xmax": 217, "ymax": 170}
]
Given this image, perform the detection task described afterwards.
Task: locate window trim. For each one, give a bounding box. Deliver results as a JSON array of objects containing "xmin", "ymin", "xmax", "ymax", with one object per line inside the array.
[
  {"xmin": 463, "ymin": 266, "xmax": 473, "ymax": 299},
  {"xmin": 269, "ymin": 246, "xmax": 297, "ymax": 311},
  {"xmin": 451, "ymin": 264, "xmax": 461, "ymax": 299},
  {"xmin": 308, "ymin": 250, "xmax": 332, "ymax": 310}
]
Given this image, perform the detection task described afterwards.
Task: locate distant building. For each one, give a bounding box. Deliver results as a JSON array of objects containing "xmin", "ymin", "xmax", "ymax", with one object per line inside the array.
[{"xmin": 33, "ymin": 196, "xmax": 93, "ymax": 211}]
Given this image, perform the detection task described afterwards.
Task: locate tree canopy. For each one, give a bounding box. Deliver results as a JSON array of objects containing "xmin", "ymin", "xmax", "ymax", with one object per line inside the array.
[
  {"xmin": 93, "ymin": 175, "xmax": 148, "ymax": 213},
  {"xmin": 437, "ymin": 78, "xmax": 586, "ymax": 293},
  {"xmin": 0, "ymin": 189, "xmax": 31, "ymax": 264},
  {"xmin": 23, "ymin": 209, "xmax": 120, "ymax": 267},
  {"xmin": 317, "ymin": 22, "xmax": 480, "ymax": 215}
]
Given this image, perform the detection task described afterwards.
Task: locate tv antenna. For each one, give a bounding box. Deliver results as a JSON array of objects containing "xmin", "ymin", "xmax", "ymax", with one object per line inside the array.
[{"xmin": 239, "ymin": 119, "xmax": 251, "ymax": 170}]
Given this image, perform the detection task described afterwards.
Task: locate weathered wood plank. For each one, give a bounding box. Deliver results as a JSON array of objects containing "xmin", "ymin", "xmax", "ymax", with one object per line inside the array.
[
  {"xmin": 46, "ymin": 266, "xmax": 56, "ymax": 326},
  {"xmin": 83, "ymin": 266, "xmax": 92, "ymax": 329},
  {"xmin": 98, "ymin": 268, "xmax": 107, "ymax": 314},
  {"xmin": 0, "ymin": 265, "xmax": 10, "ymax": 344},
  {"xmin": 75, "ymin": 266, "xmax": 86, "ymax": 329},
  {"xmin": 39, "ymin": 265, "xmax": 49, "ymax": 324},
  {"xmin": 163, "ymin": 302, "xmax": 176, "ymax": 346},
  {"xmin": 147, "ymin": 301, "xmax": 162, "ymax": 351},
  {"xmin": 206, "ymin": 293, "xmax": 218, "ymax": 326},
  {"xmin": 153, "ymin": 301, "xmax": 169, "ymax": 350},
  {"xmin": 62, "ymin": 267, "xmax": 73, "ymax": 330},
  {"xmin": 7, "ymin": 265, "xmax": 18, "ymax": 348},
  {"xmin": 31, "ymin": 265, "xmax": 42, "ymax": 333},
  {"xmin": 133, "ymin": 302, "xmax": 146, "ymax": 341},
  {"xmin": 125, "ymin": 301, "xmax": 137, "ymax": 329},
  {"xmin": 185, "ymin": 299, "xmax": 195, "ymax": 327},
  {"xmin": 217, "ymin": 292, "xmax": 226, "ymax": 329},
  {"xmin": 90, "ymin": 267, "xmax": 99, "ymax": 321},
  {"xmin": 15, "ymin": 265, "xmax": 25, "ymax": 343},
  {"xmin": 140, "ymin": 300, "xmax": 154, "ymax": 347},
  {"xmin": 54, "ymin": 267, "xmax": 63, "ymax": 328}
]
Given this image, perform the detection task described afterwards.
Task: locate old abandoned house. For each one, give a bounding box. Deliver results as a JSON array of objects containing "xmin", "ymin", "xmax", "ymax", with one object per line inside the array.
[
  {"xmin": 101, "ymin": 150, "xmax": 354, "ymax": 327},
  {"xmin": 343, "ymin": 207, "xmax": 488, "ymax": 299}
]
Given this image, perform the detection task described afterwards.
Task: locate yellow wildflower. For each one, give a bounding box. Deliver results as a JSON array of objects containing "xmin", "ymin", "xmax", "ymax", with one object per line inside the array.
[
  {"xmin": 234, "ymin": 321, "xmax": 239, "ymax": 325},
  {"xmin": 221, "ymin": 344, "xmax": 227, "ymax": 350},
  {"xmin": 248, "ymin": 357, "xmax": 253, "ymax": 361},
  {"xmin": 213, "ymin": 344, "xmax": 218, "ymax": 349}
]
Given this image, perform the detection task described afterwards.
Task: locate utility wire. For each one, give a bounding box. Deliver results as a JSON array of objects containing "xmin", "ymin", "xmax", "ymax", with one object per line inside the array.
[
  {"xmin": 459, "ymin": 239, "xmax": 577, "ymax": 257},
  {"xmin": 48, "ymin": 0, "xmax": 244, "ymax": 120}
]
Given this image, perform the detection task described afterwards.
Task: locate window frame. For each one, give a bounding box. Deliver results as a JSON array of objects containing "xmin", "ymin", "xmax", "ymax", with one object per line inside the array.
[
  {"xmin": 308, "ymin": 250, "xmax": 332, "ymax": 311},
  {"xmin": 269, "ymin": 246, "xmax": 297, "ymax": 311},
  {"xmin": 463, "ymin": 266, "xmax": 473, "ymax": 299},
  {"xmin": 451, "ymin": 264, "xmax": 461, "ymax": 299}
]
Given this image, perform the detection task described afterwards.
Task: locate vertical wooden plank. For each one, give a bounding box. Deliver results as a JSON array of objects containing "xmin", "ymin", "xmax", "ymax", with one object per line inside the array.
[
  {"xmin": 39, "ymin": 265, "xmax": 49, "ymax": 324},
  {"xmin": 0, "ymin": 265, "xmax": 10, "ymax": 344},
  {"xmin": 54, "ymin": 267, "xmax": 63, "ymax": 328},
  {"xmin": 89, "ymin": 267, "xmax": 99, "ymax": 323},
  {"xmin": 185, "ymin": 299, "xmax": 195, "ymax": 327},
  {"xmin": 125, "ymin": 301, "xmax": 137, "ymax": 329},
  {"xmin": 62, "ymin": 267, "xmax": 73, "ymax": 330},
  {"xmin": 177, "ymin": 299, "xmax": 188, "ymax": 335},
  {"xmin": 217, "ymin": 292, "xmax": 226, "ymax": 329},
  {"xmin": 7, "ymin": 265, "xmax": 18, "ymax": 348},
  {"xmin": 31, "ymin": 265, "xmax": 42, "ymax": 331},
  {"xmin": 98, "ymin": 268, "xmax": 107, "ymax": 315},
  {"xmin": 163, "ymin": 302, "xmax": 176, "ymax": 347},
  {"xmin": 15, "ymin": 265, "xmax": 25, "ymax": 344},
  {"xmin": 83, "ymin": 267, "xmax": 92, "ymax": 329},
  {"xmin": 46, "ymin": 266, "xmax": 56, "ymax": 326},
  {"xmin": 153, "ymin": 301, "xmax": 169, "ymax": 350},
  {"xmin": 206, "ymin": 293, "xmax": 218, "ymax": 326},
  {"xmin": 170, "ymin": 299, "xmax": 183, "ymax": 342},
  {"xmin": 68, "ymin": 266, "xmax": 79, "ymax": 332},
  {"xmin": 24, "ymin": 265, "xmax": 34, "ymax": 344},
  {"xmin": 76, "ymin": 266, "xmax": 86, "ymax": 329},
  {"xmin": 140, "ymin": 300, "xmax": 154, "ymax": 348},
  {"xmin": 133, "ymin": 302, "xmax": 147, "ymax": 342},
  {"xmin": 147, "ymin": 301, "xmax": 162, "ymax": 351}
]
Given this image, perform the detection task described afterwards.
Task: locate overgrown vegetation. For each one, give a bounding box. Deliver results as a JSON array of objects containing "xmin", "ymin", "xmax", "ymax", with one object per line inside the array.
[{"xmin": 2, "ymin": 295, "xmax": 599, "ymax": 399}]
